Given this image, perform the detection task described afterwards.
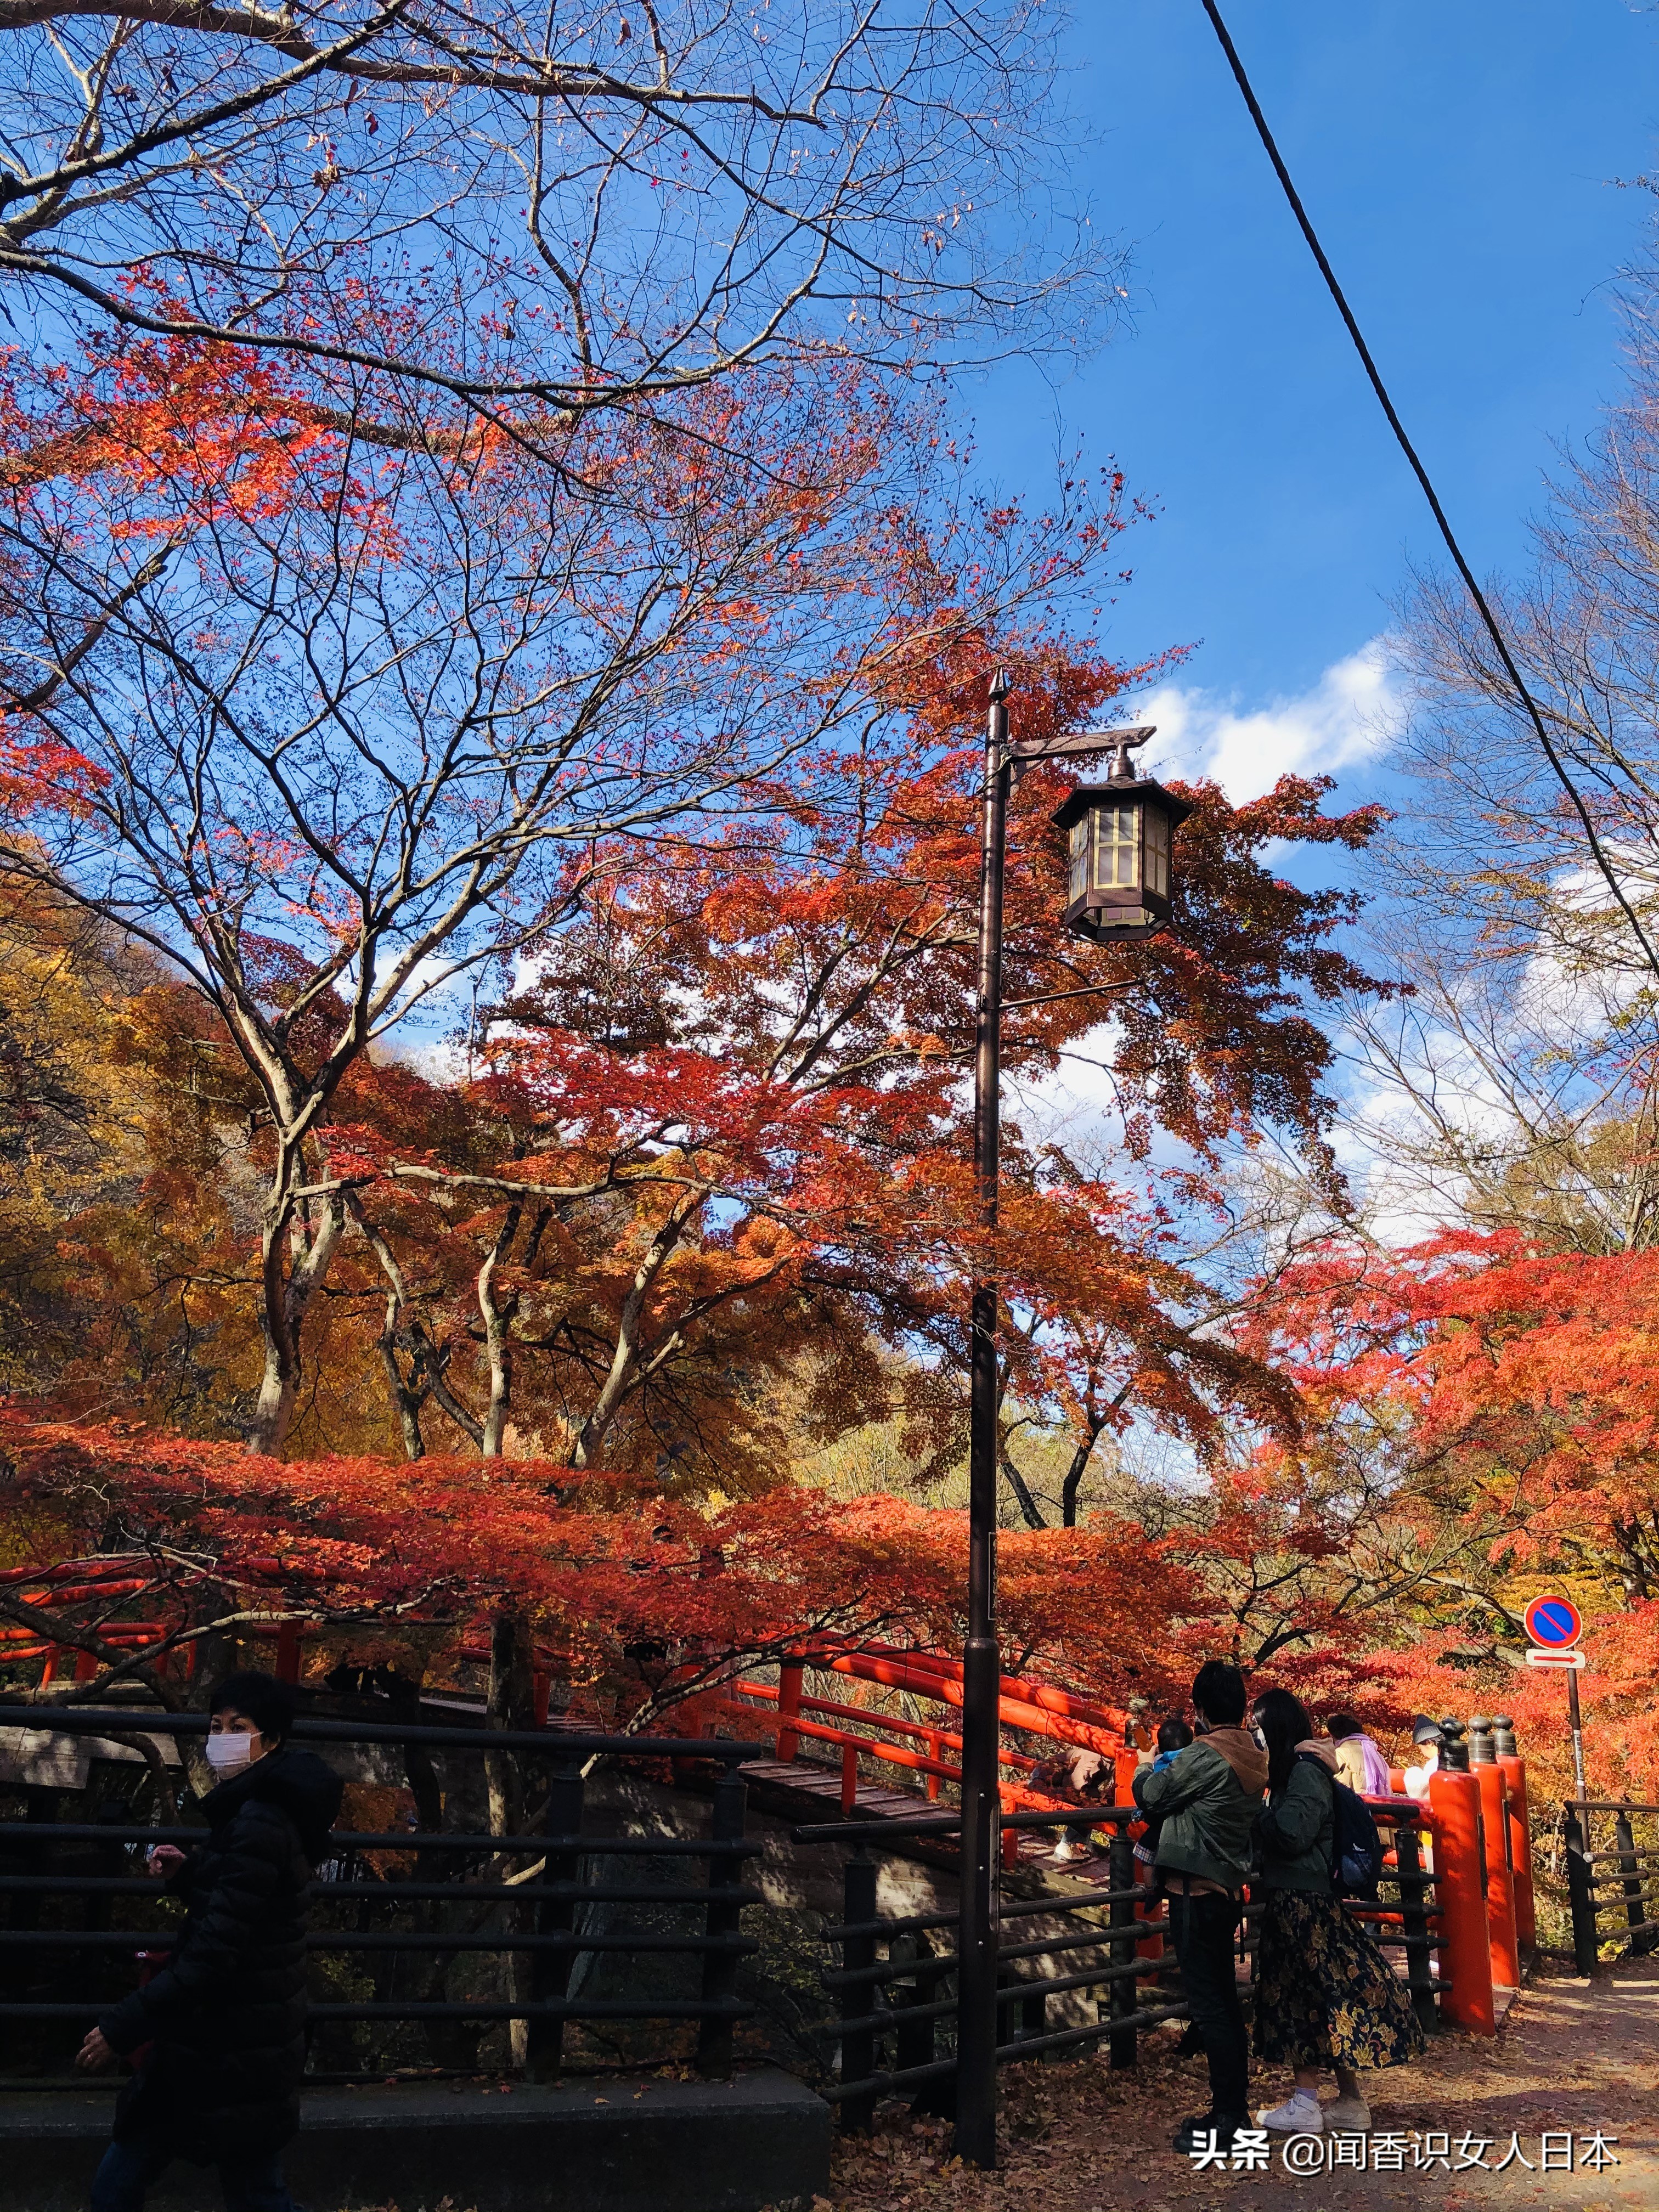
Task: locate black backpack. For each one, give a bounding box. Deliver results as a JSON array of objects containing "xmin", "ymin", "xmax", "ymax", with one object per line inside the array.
[{"xmin": 1295, "ymin": 1751, "xmax": 1383, "ymax": 1899}]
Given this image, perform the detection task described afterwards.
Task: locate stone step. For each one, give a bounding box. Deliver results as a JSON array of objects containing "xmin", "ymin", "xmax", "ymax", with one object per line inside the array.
[{"xmin": 0, "ymin": 2068, "xmax": 830, "ymax": 2212}]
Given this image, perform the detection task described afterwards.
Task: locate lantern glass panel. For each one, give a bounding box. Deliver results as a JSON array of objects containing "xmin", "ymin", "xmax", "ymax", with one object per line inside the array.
[
  {"xmin": 1145, "ymin": 804, "xmax": 1170, "ymax": 900},
  {"xmin": 1068, "ymin": 817, "xmax": 1088, "ymax": 905},
  {"xmin": 1092, "ymin": 798, "xmax": 1141, "ymax": 891}
]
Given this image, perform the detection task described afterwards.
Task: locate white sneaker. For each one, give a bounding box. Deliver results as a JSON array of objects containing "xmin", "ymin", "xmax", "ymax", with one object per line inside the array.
[
  {"xmin": 1325, "ymin": 2094, "xmax": 1372, "ymax": 2131},
  {"xmin": 1257, "ymin": 2089, "xmax": 1324, "ymax": 2134}
]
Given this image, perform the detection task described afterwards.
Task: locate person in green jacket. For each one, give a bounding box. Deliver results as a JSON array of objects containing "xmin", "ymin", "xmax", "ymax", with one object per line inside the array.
[
  {"xmin": 1251, "ymin": 1688, "xmax": 1424, "ymax": 2137},
  {"xmin": 1133, "ymin": 1660, "xmax": 1268, "ymax": 2157}
]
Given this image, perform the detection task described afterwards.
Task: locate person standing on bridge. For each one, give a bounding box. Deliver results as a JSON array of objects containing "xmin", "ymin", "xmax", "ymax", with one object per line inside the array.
[
  {"xmin": 1250, "ymin": 1688, "xmax": 1424, "ymax": 2137},
  {"xmin": 74, "ymin": 1671, "xmax": 343, "ymax": 2212},
  {"xmin": 1324, "ymin": 1712, "xmax": 1391, "ymax": 1799},
  {"xmin": 1133, "ymin": 1660, "xmax": 1267, "ymax": 2158}
]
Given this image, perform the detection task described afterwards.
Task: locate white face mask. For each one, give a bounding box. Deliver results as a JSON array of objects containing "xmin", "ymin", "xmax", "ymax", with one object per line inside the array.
[{"xmin": 205, "ymin": 1730, "xmax": 257, "ymax": 1776}]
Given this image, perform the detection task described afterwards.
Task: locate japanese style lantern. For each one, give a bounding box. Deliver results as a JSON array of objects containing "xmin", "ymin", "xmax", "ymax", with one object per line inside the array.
[{"xmin": 1051, "ymin": 737, "xmax": 1192, "ymax": 942}]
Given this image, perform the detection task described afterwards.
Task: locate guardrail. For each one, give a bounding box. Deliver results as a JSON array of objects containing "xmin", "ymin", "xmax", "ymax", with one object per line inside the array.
[
  {"xmin": 0, "ymin": 1703, "xmax": 759, "ymax": 2083},
  {"xmin": 796, "ymin": 1792, "xmax": 1445, "ymax": 2128},
  {"xmin": 1563, "ymin": 1799, "xmax": 1659, "ymax": 1975}
]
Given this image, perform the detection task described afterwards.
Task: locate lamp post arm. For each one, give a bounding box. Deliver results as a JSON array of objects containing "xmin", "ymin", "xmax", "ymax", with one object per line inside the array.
[{"xmin": 1000, "ymin": 977, "xmax": 1145, "ymax": 1014}]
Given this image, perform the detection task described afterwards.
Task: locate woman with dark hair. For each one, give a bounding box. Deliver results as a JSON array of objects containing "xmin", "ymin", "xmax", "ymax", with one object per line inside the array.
[
  {"xmin": 75, "ymin": 1670, "xmax": 343, "ymax": 2212},
  {"xmin": 1251, "ymin": 1688, "xmax": 1423, "ymax": 2136}
]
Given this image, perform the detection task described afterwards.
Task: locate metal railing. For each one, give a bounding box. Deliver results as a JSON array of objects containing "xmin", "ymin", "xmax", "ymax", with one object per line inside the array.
[
  {"xmin": 800, "ymin": 1805, "xmax": 1180, "ymax": 2123},
  {"xmin": 1563, "ymin": 1799, "xmax": 1659, "ymax": 1974},
  {"xmin": 0, "ymin": 1703, "xmax": 760, "ymax": 2083},
  {"xmin": 798, "ymin": 1793, "xmax": 1444, "ymax": 2128}
]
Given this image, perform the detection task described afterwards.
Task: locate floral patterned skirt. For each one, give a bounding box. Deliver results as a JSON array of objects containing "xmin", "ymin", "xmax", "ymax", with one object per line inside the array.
[{"xmin": 1254, "ymin": 1886, "xmax": 1426, "ymax": 2072}]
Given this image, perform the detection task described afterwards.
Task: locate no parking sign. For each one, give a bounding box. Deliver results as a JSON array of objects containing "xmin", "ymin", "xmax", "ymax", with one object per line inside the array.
[
  {"xmin": 1523, "ymin": 1593, "xmax": 1582, "ymax": 1650},
  {"xmin": 1525, "ymin": 1592, "xmax": 1587, "ymax": 1797}
]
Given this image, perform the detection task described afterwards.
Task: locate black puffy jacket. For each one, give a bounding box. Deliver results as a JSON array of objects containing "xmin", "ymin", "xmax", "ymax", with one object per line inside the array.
[{"xmin": 99, "ymin": 1748, "xmax": 342, "ymax": 2158}]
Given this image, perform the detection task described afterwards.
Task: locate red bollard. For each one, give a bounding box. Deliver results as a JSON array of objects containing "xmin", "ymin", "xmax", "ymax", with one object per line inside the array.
[
  {"xmin": 1429, "ymin": 1768, "xmax": 1497, "ymax": 2034},
  {"xmin": 1476, "ymin": 1762, "xmax": 1521, "ymax": 1989},
  {"xmin": 1500, "ymin": 1754, "xmax": 1537, "ymax": 1949}
]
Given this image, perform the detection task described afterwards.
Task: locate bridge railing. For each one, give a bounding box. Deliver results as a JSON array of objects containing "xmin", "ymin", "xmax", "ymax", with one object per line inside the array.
[
  {"xmin": 717, "ymin": 1638, "xmax": 1139, "ymax": 1832},
  {"xmin": 718, "ymin": 1680, "xmax": 1047, "ymax": 1821},
  {"xmin": 0, "ymin": 1703, "xmax": 759, "ymax": 2085}
]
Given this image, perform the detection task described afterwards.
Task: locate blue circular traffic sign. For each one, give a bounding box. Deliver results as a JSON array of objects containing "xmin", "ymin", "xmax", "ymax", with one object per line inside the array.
[{"xmin": 1524, "ymin": 1593, "xmax": 1582, "ymax": 1649}]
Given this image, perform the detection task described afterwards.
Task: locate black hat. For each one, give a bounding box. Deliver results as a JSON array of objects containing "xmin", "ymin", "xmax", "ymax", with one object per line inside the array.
[{"xmin": 1411, "ymin": 1713, "xmax": 1443, "ymax": 1748}]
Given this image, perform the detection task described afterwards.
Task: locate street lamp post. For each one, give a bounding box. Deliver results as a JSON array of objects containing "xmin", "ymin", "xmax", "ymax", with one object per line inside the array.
[
  {"xmin": 953, "ymin": 673, "xmax": 1011, "ymax": 2170},
  {"xmin": 953, "ymin": 674, "xmax": 1190, "ymax": 2170}
]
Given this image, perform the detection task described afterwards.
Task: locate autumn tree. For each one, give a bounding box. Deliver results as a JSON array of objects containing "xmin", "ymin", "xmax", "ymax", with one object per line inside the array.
[
  {"xmin": 1363, "ymin": 263, "xmax": 1659, "ymax": 1248},
  {"xmin": 308, "ymin": 621, "xmax": 1390, "ymax": 1508},
  {"xmin": 4, "ymin": 340, "xmax": 1185, "ymax": 1459},
  {"xmin": 0, "ymin": 0, "xmax": 1108, "ymax": 431}
]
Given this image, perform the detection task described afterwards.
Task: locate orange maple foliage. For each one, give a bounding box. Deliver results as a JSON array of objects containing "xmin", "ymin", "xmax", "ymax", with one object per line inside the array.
[
  {"xmin": 1244, "ymin": 1230, "xmax": 1659, "ymax": 1794},
  {"xmin": 0, "ymin": 1408, "xmax": 1201, "ymax": 1727},
  {"xmin": 326, "ymin": 650, "xmax": 1387, "ymax": 1487}
]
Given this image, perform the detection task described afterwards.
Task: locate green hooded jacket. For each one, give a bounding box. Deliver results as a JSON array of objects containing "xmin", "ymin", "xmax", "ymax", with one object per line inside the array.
[{"xmin": 1132, "ymin": 1726, "xmax": 1269, "ymax": 1891}]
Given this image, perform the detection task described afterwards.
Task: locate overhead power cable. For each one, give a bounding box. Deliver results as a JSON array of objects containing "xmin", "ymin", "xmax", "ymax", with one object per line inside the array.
[{"xmin": 1197, "ymin": 0, "xmax": 1659, "ymax": 981}]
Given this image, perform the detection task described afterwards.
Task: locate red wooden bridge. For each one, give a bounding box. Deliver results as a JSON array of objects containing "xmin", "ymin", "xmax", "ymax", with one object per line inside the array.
[
  {"xmin": 710, "ymin": 1638, "xmax": 1142, "ymax": 1888},
  {"xmin": 0, "ymin": 1561, "xmax": 1536, "ymax": 2035}
]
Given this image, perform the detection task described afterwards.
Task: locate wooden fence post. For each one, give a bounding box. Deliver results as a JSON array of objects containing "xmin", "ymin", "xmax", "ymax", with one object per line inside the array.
[
  {"xmin": 696, "ymin": 1767, "xmax": 747, "ymax": 2080},
  {"xmin": 839, "ymin": 1846, "xmax": 878, "ymax": 2134},
  {"xmin": 1476, "ymin": 1761, "xmax": 1520, "ymax": 1989},
  {"xmin": 840, "ymin": 1741, "xmax": 859, "ymax": 1814},
  {"xmin": 1393, "ymin": 1818, "xmax": 1437, "ymax": 2033},
  {"xmin": 526, "ymin": 1756, "xmax": 584, "ymax": 2082},
  {"xmin": 776, "ymin": 1656, "xmax": 804, "ymax": 1763},
  {"xmin": 1615, "ymin": 1813, "xmax": 1650, "ymax": 1957},
  {"xmin": 1108, "ymin": 1833, "xmax": 1138, "ymax": 2070},
  {"xmin": 1496, "ymin": 1735, "xmax": 1536, "ymax": 1951},
  {"xmin": 1564, "ymin": 1804, "xmax": 1601, "ymax": 1979}
]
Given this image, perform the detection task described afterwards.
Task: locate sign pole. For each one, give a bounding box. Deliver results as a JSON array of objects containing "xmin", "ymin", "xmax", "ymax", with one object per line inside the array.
[
  {"xmin": 1524, "ymin": 1593, "xmax": 1589, "ymax": 1800},
  {"xmin": 1567, "ymin": 1664, "xmax": 1588, "ymax": 1802}
]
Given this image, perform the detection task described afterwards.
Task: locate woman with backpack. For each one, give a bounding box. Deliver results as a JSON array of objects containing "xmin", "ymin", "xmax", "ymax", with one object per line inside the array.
[{"xmin": 1250, "ymin": 1689, "xmax": 1424, "ymax": 2135}]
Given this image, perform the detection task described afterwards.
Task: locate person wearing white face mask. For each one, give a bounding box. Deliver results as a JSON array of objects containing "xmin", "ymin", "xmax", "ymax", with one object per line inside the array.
[{"xmin": 75, "ymin": 1671, "xmax": 342, "ymax": 2212}]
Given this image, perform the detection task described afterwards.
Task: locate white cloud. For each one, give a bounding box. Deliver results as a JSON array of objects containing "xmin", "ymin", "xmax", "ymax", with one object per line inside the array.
[
  {"xmin": 1011, "ymin": 641, "xmax": 1400, "ymax": 1160},
  {"xmin": 1130, "ymin": 637, "xmax": 1398, "ymax": 803}
]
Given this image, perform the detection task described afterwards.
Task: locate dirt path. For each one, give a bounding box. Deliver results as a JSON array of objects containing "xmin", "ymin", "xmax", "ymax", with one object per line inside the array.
[{"xmin": 820, "ymin": 1959, "xmax": 1659, "ymax": 2212}]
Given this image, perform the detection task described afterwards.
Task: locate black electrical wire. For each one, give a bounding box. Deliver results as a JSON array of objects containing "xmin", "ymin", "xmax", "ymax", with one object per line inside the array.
[{"xmin": 1197, "ymin": 0, "xmax": 1659, "ymax": 980}]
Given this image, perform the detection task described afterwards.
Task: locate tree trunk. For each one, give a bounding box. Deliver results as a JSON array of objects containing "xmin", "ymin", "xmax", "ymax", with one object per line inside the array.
[
  {"xmin": 247, "ymin": 1178, "xmax": 345, "ymax": 1458},
  {"xmin": 567, "ymin": 1195, "xmax": 702, "ymax": 1470},
  {"xmin": 377, "ymin": 1288, "xmax": 428, "ymax": 1460},
  {"xmin": 479, "ymin": 1206, "xmax": 521, "ymax": 1459},
  {"xmin": 1060, "ymin": 1419, "xmax": 1106, "ymax": 1528},
  {"xmin": 1062, "ymin": 1387, "xmax": 1128, "ymax": 1528},
  {"xmin": 352, "ymin": 1200, "xmax": 428, "ymax": 1459},
  {"xmin": 998, "ymin": 1446, "xmax": 1048, "ymax": 1531}
]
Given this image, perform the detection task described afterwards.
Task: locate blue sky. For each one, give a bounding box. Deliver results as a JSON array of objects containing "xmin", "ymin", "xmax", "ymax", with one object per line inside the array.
[{"xmin": 971, "ymin": 0, "xmax": 1659, "ymax": 795}]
